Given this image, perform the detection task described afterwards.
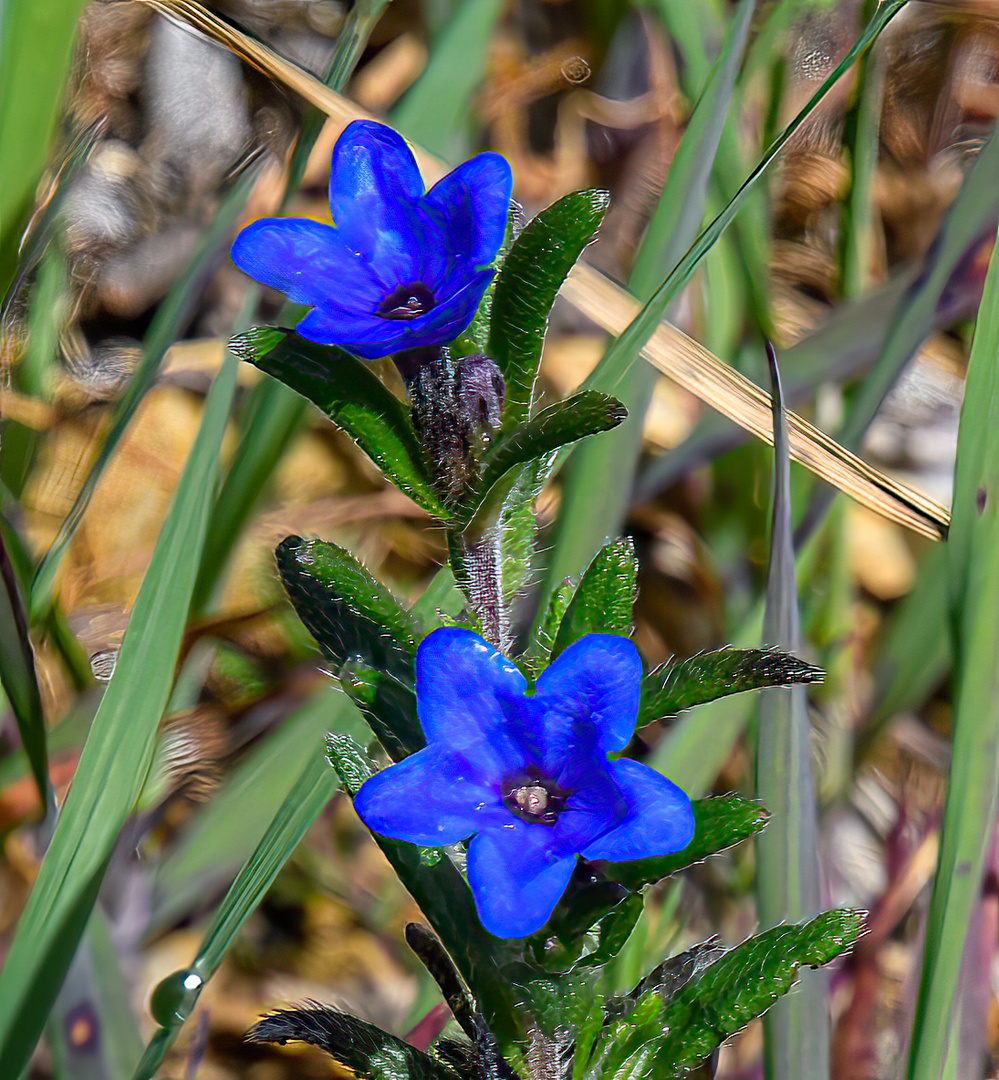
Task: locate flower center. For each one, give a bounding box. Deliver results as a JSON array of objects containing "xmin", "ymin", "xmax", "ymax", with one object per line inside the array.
[
  {"xmin": 502, "ymin": 770, "xmax": 569, "ymax": 827},
  {"xmin": 376, "ymin": 282, "xmax": 437, "ymax": 320}
]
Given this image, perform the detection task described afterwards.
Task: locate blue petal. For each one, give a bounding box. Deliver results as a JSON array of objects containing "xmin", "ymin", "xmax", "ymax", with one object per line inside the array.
[
  {"xmin": 353, "ymin": 746, "xmax": 506, "ymax": 847},
  {"xmin": 414, "ymin": 628, "xmax": 529, "ymax": 771},
  {"xmin": 578, "ymin": 759, "xmax": 694, "ymax": 862},
  {"xmin": 328, "ymin": 121, "xmax": 427, "ymax": 273},
  {"xmin": 531, "ymin": 635, "xmax": 642, "ymax": 777},
  {"xmin": 422, "ymin": 152, "xmax": 513, "ymax": 269},
  {"xmin": 549, "ymin": 758, "xmax": 630, "ymax": 853},
  {"xmin": 231, "ymin": 217, "xmax": 383, "ymax": 310},
  {"xmin": 467, "ymin": 821, "xmax": 577, "ymax": 938},
  {"xmin": 325, "ymin": 267, "xmax": 495, "ymax": 360}
]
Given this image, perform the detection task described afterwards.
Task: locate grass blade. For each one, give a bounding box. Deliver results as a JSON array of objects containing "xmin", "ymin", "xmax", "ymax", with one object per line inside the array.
[
  {"xmin": 906, "ymin": 231, "xmax": 999, "ymax": 1080},
  {"xmin": 579, "ymin": 0, "xmax": 909, "ymax": 403},
  {"xmin": 0, "ymin": 522, "xmax": 51, "ymax": 815},
  {"xmin": 0, "ymin": 0, "xmax": 88, "ymax": 296},
  {"xmin": 0, "ymin": 354, "xmax": 239, "ymax": 1077},
  {"xmin": 542, "ymin": 0, "xmax": 756, "ymax": 597},
  {"xmin": 755, "ymin": 347, "xmax": 826, "ymax": 1080},
  {"xmin": 149, "ymin": 686, "xmax": 366, "ymax": 931},
  {"xmin": 390, "ymin": 0, "xmax": 503, "ymax": 158},
  {"xmin": 133, "ymin": 729, "xmax": 345, "ymax": 1080},
  {"xmin": 47, "ymin": 910, "xmax": 143, "ymax": 1080}
]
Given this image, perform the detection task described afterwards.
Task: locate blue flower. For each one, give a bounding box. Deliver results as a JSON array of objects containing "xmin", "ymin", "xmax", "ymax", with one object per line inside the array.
[
  {"xmin": 353, "ymin": 628, "xmax": 694, "ymax": 939},
  {"xmin": 230, "ymin": 120, "xmax": 513, "ymax": 360}
]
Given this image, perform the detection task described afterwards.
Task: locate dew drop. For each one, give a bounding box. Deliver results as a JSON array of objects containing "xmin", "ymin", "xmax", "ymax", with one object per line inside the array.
[{"xmin": 149, "ymin": 968, "xmax": 203, "ymax": 1027}]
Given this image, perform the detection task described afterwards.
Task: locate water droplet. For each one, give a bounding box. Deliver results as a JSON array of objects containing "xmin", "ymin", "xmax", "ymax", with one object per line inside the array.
[
  {"xmin": 149, "ymin": 968, "xmax": 203, "ymax": 1027},
  {"xmin": 339, "ymin": 657, "xmax": 379, "ymax": 705}
]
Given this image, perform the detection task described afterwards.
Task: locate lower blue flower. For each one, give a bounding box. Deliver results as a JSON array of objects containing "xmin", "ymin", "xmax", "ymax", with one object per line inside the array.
[{"xmin": 353, "ymin": 627, "xmax": 694, "ymax": 939}]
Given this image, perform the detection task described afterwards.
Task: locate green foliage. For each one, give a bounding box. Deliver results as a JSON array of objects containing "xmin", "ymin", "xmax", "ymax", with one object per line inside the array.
[
  {"xmin": 276, "ymin": 536, "xmax": 423, "ymax": 759},
  {"xmin": 551, "ymin": 538, "xmax": 638, "ymax": 659},
  {"xmin": 232, "ymin": 327, "xmax": 450, "ymax": 518},
  {"xmin": 541, "ymin": 0, "xmax": 756, "ymax": 607},
  {"xmin": 639, "ymin": 647, "xmax": 824, "ymax": 724},
  {"xmin": 0, "ymin": 0, "xmax": 89, "ymax": 296},
  {"xmin": 906, "ymin": 233, "xmax": 999, "ymax": 1080},
  {"xmin": 488, "ymin": 189, "xmax": 611, "ymax": 425},
  {"xmin": 466, "ymin": 391, "xmax": 627, "ymax": 523},
  {"xmin": 756, "ymin": 352, "xmax": 827, "ymax": 1080},
  {"xmin": 587, "ymin": 911, "xmax": 864, "ymax": 1080}
]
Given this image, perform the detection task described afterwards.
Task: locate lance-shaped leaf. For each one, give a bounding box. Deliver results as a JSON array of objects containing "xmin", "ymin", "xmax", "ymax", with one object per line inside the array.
[
  {"xmin": 550, "ymin": 538, "xmax": 637, "ymax": 659},
  {"xmin": 248, "ymin": 1004, "xmax": 461, "ymax": 1080},
  {"xmin": 652, "ymin": 910, "xmax": 864, "ymax": 1076},
  {"xmin": 276, "ymin": 537, "xmax": 423, "ymax": 759},
  {"xmin": 639, "ymin": 647, "xmax": 824, "ymax": 725},
  {"xmin": 488, "ymin": 189, "xmax": 611, "ymax": 425},
  {"xmin": 588, "ymin": 911, "xmax": 864, "ymax": 1080},
  {"xmin": 601, "ymin": 795, "xmax": 769, "ymax": 889},
  {"xmin": 463, "ymin": 392, "xmax": 626, "ymax": 525},
  {"xmin": 230, "ymin": 327, "xmax": 450, "ymax": 518}
]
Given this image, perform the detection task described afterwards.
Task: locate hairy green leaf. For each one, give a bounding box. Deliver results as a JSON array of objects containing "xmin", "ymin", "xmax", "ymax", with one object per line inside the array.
[
  {"xmin": 467, "ymin": 392, "xmax": 626, "ymax": 524},
  {"xmin": 639, "ymin": 647, "xmax": 823, "ymax": 725},
  {"xmin": 653, "ymin": 911, "xmax": 864, "ymax": 1075},
  {"xmin": 232, "ymin": 327, "xmax": 449, "ymax": 518},
  {"xmin": 276, "ymin": 536, "xmax": 423, "ymax": 759},
  {"xmin": 551, "ymin": 538, "xmax": 637, "ymax": 659},
  {"xmin": 248, "ymin": 1004, "xmax": 460, "ymax": 1080},
  {"xmin": 488, "ymin": 190, "xmax": 611, "ymax": 425},
  {"xmin": 589, "ymin": 911, "xmax": 864, "ymax": 1080}
]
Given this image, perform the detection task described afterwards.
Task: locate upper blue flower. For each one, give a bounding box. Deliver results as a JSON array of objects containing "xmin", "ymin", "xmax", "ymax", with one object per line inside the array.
[
  {"xmin": 353, "ymin": 628, "xmax": 694, "ymax": 939},
  {"xmin": 230, "ymin": 120, "xmax": 513, "ymax": 360}
]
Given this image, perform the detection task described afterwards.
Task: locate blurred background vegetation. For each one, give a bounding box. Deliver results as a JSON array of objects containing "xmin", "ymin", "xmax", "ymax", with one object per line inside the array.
[{"xmin": 2, "ymin": 0, "xmax": 998, "ymax": 1077}]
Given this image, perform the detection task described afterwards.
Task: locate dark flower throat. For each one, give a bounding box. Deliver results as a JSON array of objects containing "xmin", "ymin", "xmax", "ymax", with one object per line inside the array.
[
  {"xmin": 502, "ymin": 768, "xmax": 570, "ymax": 827},
  {"xmin": 377, "ymin": 282, "xmax": 436, "ymax": 320}
]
